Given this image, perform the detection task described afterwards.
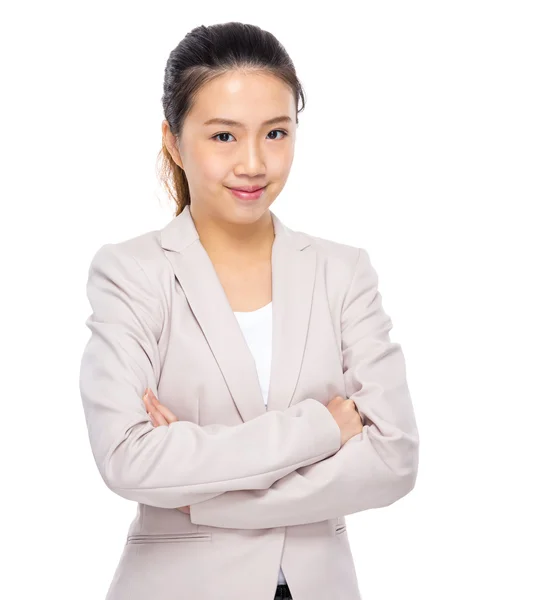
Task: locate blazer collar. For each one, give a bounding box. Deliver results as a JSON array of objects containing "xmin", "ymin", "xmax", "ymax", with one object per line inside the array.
[{"xmin": 160, "ymin": 205, "xmax": 317, "ymax": 422}]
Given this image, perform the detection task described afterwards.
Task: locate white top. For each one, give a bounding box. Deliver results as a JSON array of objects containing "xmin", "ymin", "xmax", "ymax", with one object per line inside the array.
[{"xmin": 233, "ymin": 301, "xmax": 287, "ymax": 585}]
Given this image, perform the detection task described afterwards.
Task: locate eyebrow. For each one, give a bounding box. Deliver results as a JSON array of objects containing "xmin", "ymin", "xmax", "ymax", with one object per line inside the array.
[{"xmin": 203, "ymin": 115, "xmax": 293, "ymax": 128}]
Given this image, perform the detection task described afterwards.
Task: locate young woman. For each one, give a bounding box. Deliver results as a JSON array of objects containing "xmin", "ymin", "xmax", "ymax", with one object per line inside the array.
[{"xmin": 79, "ymin": 21, "xmax": 419, "ymax": 600}]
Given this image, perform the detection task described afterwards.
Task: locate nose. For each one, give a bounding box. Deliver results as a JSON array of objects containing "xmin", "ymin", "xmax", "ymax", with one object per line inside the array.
[{"xmin": 233, "ymin": 139, "xmax": 267, "ymax": 177}]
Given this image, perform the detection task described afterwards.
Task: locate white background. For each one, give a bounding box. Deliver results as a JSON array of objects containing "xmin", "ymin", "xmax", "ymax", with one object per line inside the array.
[{"xmin": 1, "ymin": 1, "xmax": 547, "ymax": 598}]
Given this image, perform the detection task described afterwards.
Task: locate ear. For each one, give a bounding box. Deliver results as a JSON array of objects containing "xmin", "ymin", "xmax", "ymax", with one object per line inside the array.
[{"xmin": 162, "ymin": 119, "xmax": 184, "ymax": 169}]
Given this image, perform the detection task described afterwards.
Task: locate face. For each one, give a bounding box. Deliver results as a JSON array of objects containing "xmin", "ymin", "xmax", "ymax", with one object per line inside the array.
[{"xmin": 162, "ymin": 70, "xmax": 297, "ymax": 228}]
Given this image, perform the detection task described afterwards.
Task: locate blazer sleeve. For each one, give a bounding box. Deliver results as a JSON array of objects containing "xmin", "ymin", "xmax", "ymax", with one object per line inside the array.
[
  {"xmin": 79, "ymin": 243, "xmax": 342, "ymax": 510},
  {"xmin": 188, "ymin": 247, "xmax": 420, "ymax": 529}
]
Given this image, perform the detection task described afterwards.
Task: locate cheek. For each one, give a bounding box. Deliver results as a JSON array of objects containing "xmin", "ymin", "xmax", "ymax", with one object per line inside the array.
[
  {"xmin": 198, "ymin": 152, "xmax": 229, "ymax": 183},
  {"xmin": 189, "ymin": 142, "xmax": 294, "ymax": 185},
  {"xmin": 270, "ymin": 150, "xmax": 294, "ymax": 180},
  {"xmin": 185, "ymin": 143, "xmax": 226, "ymax": 182},
  {"xmin": 191, "ymin": 160, "xmax": 227, "ymax": 188},
  {"xmin": 274, "ymin": 141, "xmax": 295, "ymax": 167}
]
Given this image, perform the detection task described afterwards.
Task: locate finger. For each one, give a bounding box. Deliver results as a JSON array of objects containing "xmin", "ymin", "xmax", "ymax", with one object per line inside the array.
[
  {"xmin": 147, "ymin": 389, "xmax": 163, "ymax": 408},
  {"xmin": 148, "ymin": 390, "xmax": 178, "ymax": 424},
  {"xmin": 150, "ymin": 406, "xmax": 169, "ymax": 426},
  {"xmin": 144, "ymin": 392, "xmax": 170, "ymax": 427},
  {"xmin": 155, "ymin": 403, "xmax": 178, "ymax": 424},
  {"xmin": 143, "ymin": 397, "xmax": 155, "ymax": 420},
  {"xmin": 142, "ymin": 392, "xmax": 152, "ymax": 412}
]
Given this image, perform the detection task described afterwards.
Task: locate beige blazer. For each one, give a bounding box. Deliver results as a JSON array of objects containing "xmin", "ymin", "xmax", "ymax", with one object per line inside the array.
[{"xmin": 79, "ymin": 204, "xmax": 419, "ymax": 600}]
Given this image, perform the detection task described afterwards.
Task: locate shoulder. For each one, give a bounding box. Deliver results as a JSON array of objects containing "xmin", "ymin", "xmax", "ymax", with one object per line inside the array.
[
  {"xmin": 87, "ymin": 228, "xmax": 169, "ymax": 283},
  {"xmin": 289, "ymin": 226, "xmax": 365, "ymax": 283},
  {"xmin": 293, "ymin": 228, "xmax": 383, "ymax": 316}
]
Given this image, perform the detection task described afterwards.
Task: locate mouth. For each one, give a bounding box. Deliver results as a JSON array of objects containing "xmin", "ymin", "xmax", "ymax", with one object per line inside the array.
[
  {"xmin": 228, "ymin": 185, "xmax": 266, "ymax": 193},
  {"xmin": 226, "ymin": 185, "xmax": 267, "ymax": 201}
]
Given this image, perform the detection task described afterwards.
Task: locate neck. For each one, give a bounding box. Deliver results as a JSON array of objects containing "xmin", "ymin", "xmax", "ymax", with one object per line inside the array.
[{"xmin": 189, "ymin": 205, "xmax": 275, "ymax": 264}]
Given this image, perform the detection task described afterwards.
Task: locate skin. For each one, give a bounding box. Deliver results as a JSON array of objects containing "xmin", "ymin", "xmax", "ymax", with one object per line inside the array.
[
  {"xmin": 142, "ymin": 389, "xmax": 190, "ymax": 513},
  {"xmin": 142, "ymin": 386, "xmax": 364, "ymax": 516},
  {"xmin": 146, "ymin": 69, "xmax": 298, "ymax": 514},
  {"xmin": 143, "ymin": 70, "xmax": 364, "ymax": 514},
  {"xmin": 162, "ymin": 68, "xmax": 298, "ymax": 264}
]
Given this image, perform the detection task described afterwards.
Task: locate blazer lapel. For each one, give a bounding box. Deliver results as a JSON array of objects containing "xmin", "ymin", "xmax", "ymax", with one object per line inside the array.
[{"xmin": 160, "ymin": 205, "xmax": 317, "ymax": 423}]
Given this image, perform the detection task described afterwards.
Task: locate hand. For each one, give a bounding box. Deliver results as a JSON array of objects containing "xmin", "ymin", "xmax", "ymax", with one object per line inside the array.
[
  {"xmin": 325, "ymin": 395, "xmax": 365, "ymax": 446},
  {"xmin": 142, "ymin": 388, "xmax": 190, "ymax": 515},
  {"xmin": 142, "ymin": 388, "xmax": 178, "ymax": 427}
]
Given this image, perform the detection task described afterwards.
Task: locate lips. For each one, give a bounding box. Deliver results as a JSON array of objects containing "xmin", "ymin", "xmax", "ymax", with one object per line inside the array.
[
  {"xmin": 229, "ymin": 186, "xmax": 265, "ymax": 192},
  {"xmin": 228, "ymin": 185, "xmax": 267, "ymax": 202}
]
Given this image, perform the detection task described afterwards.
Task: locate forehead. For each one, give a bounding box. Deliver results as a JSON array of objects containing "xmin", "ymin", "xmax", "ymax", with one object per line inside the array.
[{"xmin": 188, "ymin": 70, "xmax": 296, "ymax": 126}]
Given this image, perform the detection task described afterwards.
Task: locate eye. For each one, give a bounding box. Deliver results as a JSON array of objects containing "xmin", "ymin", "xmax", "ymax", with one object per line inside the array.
[
  {"xmin": 266, "ymin": 129, "xmax": 288, "ymax": 140},
  {"xmin": 211, "ymin": 129, "xmax": 288, "ymax": 143},
  {"xmin": 212, "ymin": 132, "xmax": 235, "ymax": 143}
]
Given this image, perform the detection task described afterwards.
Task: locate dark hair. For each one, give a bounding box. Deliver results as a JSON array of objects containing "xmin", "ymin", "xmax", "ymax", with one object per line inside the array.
[{"xmin": 156, "ymin": 22, "xmax": 306, "ymax": 216}]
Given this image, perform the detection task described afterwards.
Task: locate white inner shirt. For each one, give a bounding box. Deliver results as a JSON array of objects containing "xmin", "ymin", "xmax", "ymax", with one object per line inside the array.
[{"xmin": 233, "ymin": 301, "xmax": 287, "ymax": 585}]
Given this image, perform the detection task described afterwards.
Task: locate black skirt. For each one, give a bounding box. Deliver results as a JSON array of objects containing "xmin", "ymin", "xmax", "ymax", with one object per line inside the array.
[{"xmin": 274, "ymin": 583, "xmax": 293, "ymax": 599}]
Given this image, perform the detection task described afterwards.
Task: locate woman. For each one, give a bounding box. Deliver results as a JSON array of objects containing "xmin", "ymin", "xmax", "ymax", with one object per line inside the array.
[{"xmin": 79, "ymin": 22, "xmax": 420, "ymax": 600}]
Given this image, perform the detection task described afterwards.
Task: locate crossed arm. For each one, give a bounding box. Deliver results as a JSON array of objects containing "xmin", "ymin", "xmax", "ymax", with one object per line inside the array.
[
  {"xmin": 80, "ymin": 243, "xmax": 344, "ymax": 511},
  {"xmin": 142, "ymin": 247, "xmax": 419, "ymax": 529}
]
